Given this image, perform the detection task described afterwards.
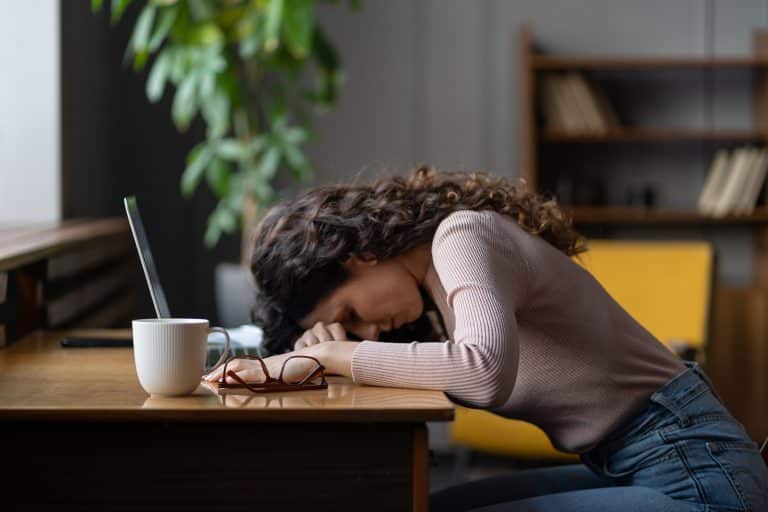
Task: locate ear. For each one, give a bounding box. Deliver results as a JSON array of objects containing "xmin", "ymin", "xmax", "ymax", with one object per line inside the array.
[{"xmin": 344, "ymin": 255, "xmax": 378, "ymax": 269}]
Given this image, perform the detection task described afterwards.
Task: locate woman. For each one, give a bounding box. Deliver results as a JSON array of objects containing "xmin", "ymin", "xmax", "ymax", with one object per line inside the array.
[{"xmin": 205, "ymin": 166, "xmax": 768, "ymax": 511}]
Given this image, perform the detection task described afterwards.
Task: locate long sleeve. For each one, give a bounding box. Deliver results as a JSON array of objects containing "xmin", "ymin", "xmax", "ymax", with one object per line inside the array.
[{"xmin": 350, "ymin": 210, "xmax": 529, "ymax": 408}]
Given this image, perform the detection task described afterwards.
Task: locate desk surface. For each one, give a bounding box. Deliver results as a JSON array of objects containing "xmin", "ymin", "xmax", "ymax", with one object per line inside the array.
[{"xmin": 0, "ymin": 330, "xmax": 454, "ymax": 423}]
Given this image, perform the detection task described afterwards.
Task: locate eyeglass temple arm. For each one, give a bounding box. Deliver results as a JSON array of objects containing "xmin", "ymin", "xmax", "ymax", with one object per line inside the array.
[{"xmin": 278, "ymin": 356, "xmax": 326, "ymax": 385}]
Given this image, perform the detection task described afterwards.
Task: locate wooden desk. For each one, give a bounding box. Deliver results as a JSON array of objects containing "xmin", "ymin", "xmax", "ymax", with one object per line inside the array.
[
  {"xmin": 0, "ymin": 219, "xmax": 136, "ymax": 346},
  {"xmin": 0, "ymin": 330, "xmax": 454, "ymax": 511}
]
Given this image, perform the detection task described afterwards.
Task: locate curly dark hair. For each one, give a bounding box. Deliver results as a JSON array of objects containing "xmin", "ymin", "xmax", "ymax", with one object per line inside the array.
[{"xmin": 250, "ymin": 165, "xmax": 586, "ymax": 354}]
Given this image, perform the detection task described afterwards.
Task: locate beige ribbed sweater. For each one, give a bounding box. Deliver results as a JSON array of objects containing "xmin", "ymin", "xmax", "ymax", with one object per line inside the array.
[{"xmin": 351, "ymin": 210, "xmax": 684, "ymax": 453}]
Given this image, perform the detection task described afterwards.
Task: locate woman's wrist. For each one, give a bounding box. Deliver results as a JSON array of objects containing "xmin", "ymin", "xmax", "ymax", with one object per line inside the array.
[{"xmin": 308, "ymin": 340, "xmax": 359, "ymax": 378}]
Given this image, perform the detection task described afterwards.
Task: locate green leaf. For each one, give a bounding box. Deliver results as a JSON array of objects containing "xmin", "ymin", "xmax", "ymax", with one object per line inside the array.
[
  {"xmin": 282, "ymin": 0, "xmax": 314, "ymax": 60},
  {"xmin": 204, "ymin": 217, "xmax": 222, "ymax": 247},
  {"xmin": 148, "ymin": 6, "xmax": 177, "ymax": 52},
  {"xmin": 249, "ymin": 135, "xmax": 267, "ymax": 155},
  {"xmin": 188, "ymin": 0, "xmax": 214, "ymax": 22},
  {"xmin": 252, "ymin": 176, "xmax": 275, "ymax": 203},
  {"xmin": 239, "ymin": 35, "xmax": 261, "ymax": 58},
  {"xmin": 217, "ymin": 204, "xmax": 238, "ymax": 232},
  {"xmin": 204, "ymin": 202, "xmax": 238, "ymax": 246},
  {"xmin": 110, "ymin": 0, "xmax": 132, "ymax": 23},
  {"xmin": 283, "ymin": 126, "xmax": 308, "ymax": 145},
  {"xmin": 168, "ymin": 48, "xmax": 186, "ymax": 83},
  {"xmin": 201, "ymin": 89, "xmax": 230, "ymax": 138},
  {"xmin": 216, "ymin": 139, "xmax": 245, "ymax": 161},
  {"xmin": 146, "ymin": 50, "xmax": 170, "ymax": 102},
  {"xmin": 131, "ymin": 5, "xmax": 157, "ymax": 55},
  {"xmin": 282, "ymin": 142, "xmax": 309, "ymax": 178},
  {"xmin": 91, "ymin": 0, "xmax": 104, "ymax": 12},
  {"xmin": 198, "ymin": 70, "xmax": 215, "ymax": 98},
  {"xmin": 258, "ymin": 146, "xmax": 281, "ymax": 180},
  {"xmin": 181, "ymin": 144, "xmax": 212, "ymax": 197},
  {"xmin": 172, "ymin": 73, "xmax": 198, "ymax": 130},
  {"xmin": 264, "ymin": 0, "xmax": 284, "ymax": 53},
  {"xmin": 206, "ymin": 158, "xmax": 231, "ymax": 198}
]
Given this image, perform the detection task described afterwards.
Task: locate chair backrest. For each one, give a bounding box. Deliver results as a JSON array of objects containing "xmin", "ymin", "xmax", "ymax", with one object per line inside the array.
[{"xmin": 574, "ymin": 240, "xmax": 714, "ymax": 352}]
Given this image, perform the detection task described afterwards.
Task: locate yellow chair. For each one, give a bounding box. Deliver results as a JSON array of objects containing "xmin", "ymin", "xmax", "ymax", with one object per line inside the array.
[{"xmin": 449, "ymin": 240, "xmax": 715, "ymax": 465}]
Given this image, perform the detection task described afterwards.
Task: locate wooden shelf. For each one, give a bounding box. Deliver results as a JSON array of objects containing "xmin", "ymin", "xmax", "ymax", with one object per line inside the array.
[
  {"xmin": 532, "ymin": 55, "xmax": 768, "ymax": 70},
  {"xmin": 543, "ymin": 128, "xmax": 768, "ymax": 143},
  {"xmin": 568, "ymin": 207, "xmax": 768, "ymax": 225}
]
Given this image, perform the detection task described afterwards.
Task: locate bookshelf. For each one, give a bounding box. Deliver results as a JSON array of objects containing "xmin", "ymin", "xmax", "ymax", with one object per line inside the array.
[
  {"xmin": 520, "ymin": 24, "xmax": 768, "ymax": 229},
  {"xmin": 519, "ymin": 24, "xmax": 768, "ymax": 440}
]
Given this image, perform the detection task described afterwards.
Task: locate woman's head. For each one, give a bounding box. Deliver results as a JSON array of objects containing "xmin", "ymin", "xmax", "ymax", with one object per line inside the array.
[{"xmin": 250, "ymin": 165, "xmax": 586, "ymax": 353}]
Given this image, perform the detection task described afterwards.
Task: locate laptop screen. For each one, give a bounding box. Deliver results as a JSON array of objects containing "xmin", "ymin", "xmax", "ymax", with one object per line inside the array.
[{"xmin": 124, "ymin": 196, "xmax": 172, "ymax": 318}]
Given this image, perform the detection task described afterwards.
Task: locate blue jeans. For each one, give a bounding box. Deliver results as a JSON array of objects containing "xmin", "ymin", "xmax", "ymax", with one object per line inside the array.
[{"xmin": 431, "ymin": 362, "xmax": 768, "ymax": 511}]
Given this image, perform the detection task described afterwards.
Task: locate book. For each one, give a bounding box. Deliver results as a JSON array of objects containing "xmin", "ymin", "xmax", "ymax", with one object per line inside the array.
[
  {"xmin": 737, "ymin": 148, "xmax": 768, "ymax": 214},
  {"xmin": 570, "ymin": 73, "xmax": 606, "ymax": 133},
  {"xmin": 554, "ymin": 74, "xmax": 583, "ymax": 132},
  {"xmin": 698, "ymin": 149, "xmax": 731, "ymax": 215},
  {"xmin": 733, "ymin": 148, "xmax": 762, "ymax": 214},
  {"xmin": 540, "ymin": 75, "xmax": 565, "ymax": 130},
  {"xmin": 712, "ymin": 148, "xmax": 755, "ymax": 217},
  {"xmin": 561, "ymin": 74, "xmax": 592, "ymax": 132}
]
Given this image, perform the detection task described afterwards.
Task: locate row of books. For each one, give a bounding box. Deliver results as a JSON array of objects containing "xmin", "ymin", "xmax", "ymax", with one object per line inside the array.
[
  {"xmin": 697, "ymin": 146, "xmax": 768, "ymax": 217},
  {"xmin": 539, "ymin": 72, "xmax": 621, "ymax": 133}
]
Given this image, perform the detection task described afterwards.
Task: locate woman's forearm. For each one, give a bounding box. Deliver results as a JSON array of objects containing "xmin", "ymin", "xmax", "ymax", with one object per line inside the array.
[{"xmin": 308, "ymin": 340, "xmax": 359, "ymax": 378}]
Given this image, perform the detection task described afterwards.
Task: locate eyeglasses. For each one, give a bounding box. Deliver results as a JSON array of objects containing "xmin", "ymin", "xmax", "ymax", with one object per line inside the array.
[{"xmin": 216, "ymin": 354, "xmax": 328, "ymax": 394}]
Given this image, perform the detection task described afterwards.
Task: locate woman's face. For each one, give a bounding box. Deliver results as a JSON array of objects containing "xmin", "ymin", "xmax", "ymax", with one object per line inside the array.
[{"xmin": 299, "ymin": 248, "xmax": 430, "ymax": 341}]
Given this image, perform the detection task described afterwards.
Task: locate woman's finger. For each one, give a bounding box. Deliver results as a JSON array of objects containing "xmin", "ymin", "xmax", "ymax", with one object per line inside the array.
[
  {"xmin": 327, "ymin": 322, "xmax": 346, "ymax": 340},
  {"xmin": 312, "ymin": 321, "xmax": 332, "ymax": 342},
  {"xmin": 203, "ymin": 360, "xmax": 233, "ymax": 381},
  {"xmin": 294, "ymin": 334, "xmax": 309, "ymax": 350},
  {"xmin": 227, "ymin": 367, "xmax": 265, "ymax": 384}
]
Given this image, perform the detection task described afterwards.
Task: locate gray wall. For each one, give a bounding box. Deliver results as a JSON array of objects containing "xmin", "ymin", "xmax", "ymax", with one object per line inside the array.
[{"xmin": 308, "ymin": 0, "xmax": 768, "ymax": 285}]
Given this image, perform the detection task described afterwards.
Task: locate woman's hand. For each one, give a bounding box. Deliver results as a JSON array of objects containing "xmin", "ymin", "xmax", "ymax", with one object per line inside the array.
[
  {"xmin": 202, "ymin": 340, "xmax": 360, "ymax": 383},
  {"xmin": 202, "ymin": 352, "xmax": 318, "ymax": 384},
  {"xmin": 294, "ymin": 321, "xmax": 347, "ymax": 350}
]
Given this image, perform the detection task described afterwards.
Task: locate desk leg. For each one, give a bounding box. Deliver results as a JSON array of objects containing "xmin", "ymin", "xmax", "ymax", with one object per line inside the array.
[{"xmin": 412, "ymin": 423, "xmax": 429, "ymax": 512}]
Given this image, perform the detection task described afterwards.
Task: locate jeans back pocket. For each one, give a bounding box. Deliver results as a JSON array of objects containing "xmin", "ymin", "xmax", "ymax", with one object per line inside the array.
[{"xmin": 704, "ymin": 441, "xmax": 768, "ymax": 512}]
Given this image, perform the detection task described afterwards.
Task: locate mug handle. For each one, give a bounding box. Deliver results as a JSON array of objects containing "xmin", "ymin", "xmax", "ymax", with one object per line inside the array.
[{"xmin": 206, "ymin": 326, "xmax": 231, "ymax": 372}]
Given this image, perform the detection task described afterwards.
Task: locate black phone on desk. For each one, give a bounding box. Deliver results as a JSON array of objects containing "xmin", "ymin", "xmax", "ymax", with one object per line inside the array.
[{"xmin": 60, "ymin": 337, "xmax": 133, "ymax": 348}]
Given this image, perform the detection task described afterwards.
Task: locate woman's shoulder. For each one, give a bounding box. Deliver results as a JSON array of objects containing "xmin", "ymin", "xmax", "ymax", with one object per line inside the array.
[
  {"xmin": 430, "ymin": 209, "xmax": 533, "ymax": 301},
  {"xmin": 434, "ymin": 209, "xmax": 526, "ymax": 247}
]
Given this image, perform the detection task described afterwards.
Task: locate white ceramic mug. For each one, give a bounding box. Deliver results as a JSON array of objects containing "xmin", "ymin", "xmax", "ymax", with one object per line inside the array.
[{"xmin": 132, "ymin": 318, "xmax": 230, "ymax": 396}]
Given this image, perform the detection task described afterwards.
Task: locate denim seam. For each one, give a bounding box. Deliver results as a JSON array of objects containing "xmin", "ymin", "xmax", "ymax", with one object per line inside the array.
[
  {"xmin": 712, "ymin": 440, "xmax": 760, "ymax": 453},
  {"xmin": 604, "ymin": 423, "xmax": 678, "ymax": 453},
  {"xmin": 689, "ymin": 413, "xmax": 733, "ymax": 425},
  {"xmin": 706, "ymin": 442, "xmax": 750, "ymax": 512},
  {"xmin": 675, "ymin": 440, "xmax": 710, "ymax": 508},
  {"xmin": 678, "ymin": 384, "xmax": 710, "ymax": 407}
]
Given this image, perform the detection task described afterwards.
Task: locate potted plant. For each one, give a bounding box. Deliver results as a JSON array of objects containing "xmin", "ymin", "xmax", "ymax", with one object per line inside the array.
[
  {"xmin": 93, "ymin": 0, "xmax": 354, "ymax": 325},
  {"xmin": 93, "ymin": 0, "xmax": 353, "ymax": 257}
]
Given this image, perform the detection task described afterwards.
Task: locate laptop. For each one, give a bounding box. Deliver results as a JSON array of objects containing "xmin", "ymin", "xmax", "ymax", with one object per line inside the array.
[{"xmin": 124, "ymin": 196, "xmax": 263, "ymax": 368}]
